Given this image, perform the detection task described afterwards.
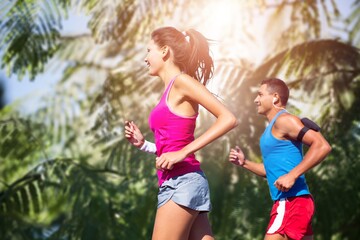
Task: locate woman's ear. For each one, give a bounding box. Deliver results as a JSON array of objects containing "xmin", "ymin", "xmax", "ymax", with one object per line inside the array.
[{"xmin": 161, "ymin": 46, "xmax": 170, "ymax": 60}]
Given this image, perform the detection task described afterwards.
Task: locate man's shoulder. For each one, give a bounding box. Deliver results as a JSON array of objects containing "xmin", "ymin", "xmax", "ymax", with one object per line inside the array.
[
  {"xmin": 276, "ymin": 112, "xmax": 300, "ymax": 123},
  {"xmin": 274, "ymin": 112, "xmax": 302, "ymax": 133}
]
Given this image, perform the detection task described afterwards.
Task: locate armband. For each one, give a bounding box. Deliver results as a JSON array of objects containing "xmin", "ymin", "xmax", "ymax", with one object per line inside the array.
[
  {"xmin": 297, "ymin": 127, "xmax": 310, "ymax": 142},
  {"xmin": 139, "ymin": 140, "xmax": 157, "ymax": 154},
  {"xmin": 297, "ymin": 118, "xmax": 321, "ymax": 142},
  {"xmin": 301, "ymin": 118, "xmax": 321, "ymax": 131}
]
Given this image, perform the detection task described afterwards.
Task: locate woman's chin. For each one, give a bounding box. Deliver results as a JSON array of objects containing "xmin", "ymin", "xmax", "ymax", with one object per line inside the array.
[{"xmin": 148, "ymin": 70, "xmax": 157, "ymax": 76}]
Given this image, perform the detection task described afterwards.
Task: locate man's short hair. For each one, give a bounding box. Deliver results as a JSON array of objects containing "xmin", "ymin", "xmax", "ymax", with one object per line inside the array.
[{"xmin": 261, "ymin": 78, "xmax": 289, "ymax": 105}]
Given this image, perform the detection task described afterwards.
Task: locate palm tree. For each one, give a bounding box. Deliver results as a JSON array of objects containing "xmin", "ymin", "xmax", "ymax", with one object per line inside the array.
[{"xmin": 1, "ymin": 0, "xmax": 359, "ymax": 239}]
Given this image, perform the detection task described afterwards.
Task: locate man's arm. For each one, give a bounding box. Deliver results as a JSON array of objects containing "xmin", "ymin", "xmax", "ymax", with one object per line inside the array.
[
  {"xmin": 273, "ymin": 115, "xmax": 332, "ymax": 192},
  {"xmin": 229, "ymin": 146, "xmax": 266, "ymax": 177}
]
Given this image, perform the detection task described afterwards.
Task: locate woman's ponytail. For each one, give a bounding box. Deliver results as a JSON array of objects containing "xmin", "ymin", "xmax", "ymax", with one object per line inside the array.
[{"xmin": 185, "ymin": 29, "xmax": 214, "ymax": 85}]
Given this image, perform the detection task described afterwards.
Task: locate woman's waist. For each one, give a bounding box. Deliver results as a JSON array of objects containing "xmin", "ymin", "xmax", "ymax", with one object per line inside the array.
[
  {"xmin": 157, "ymin": 161, "xmax": 201, "ymax": 186},
  {"xmin": 156, "ymin": 141, "xmax": 194, "ymax": 154}
]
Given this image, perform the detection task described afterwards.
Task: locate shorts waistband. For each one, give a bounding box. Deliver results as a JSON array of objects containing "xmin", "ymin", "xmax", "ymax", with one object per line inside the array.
[{"xmin": 277, "ymin": 194, "xmax": 312, "ymax": 202}]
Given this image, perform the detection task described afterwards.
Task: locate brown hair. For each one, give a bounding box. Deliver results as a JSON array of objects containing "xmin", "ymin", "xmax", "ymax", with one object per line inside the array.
[
  {"xmin": 151, "ymin": 27, "xmax": 214, "ymax": 85},
  {"xmin": 261, "ymin": 78, "xmax": 289, "ymax": 105}
]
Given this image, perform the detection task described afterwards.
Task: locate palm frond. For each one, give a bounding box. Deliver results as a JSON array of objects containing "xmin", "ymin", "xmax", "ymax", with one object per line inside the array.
[
  {"xmin": 1, "ymin": 1, "xmax": 360, "ymax": 239},
  {"xmin": 251, "ymin": 39, "xmax": 360, "ymax": 129},
  {"xmin": 77, "ymin": 0, "xmax": 204, "ymax": 44},
  {"xmin": 261, "ymin": 0, "xmax": 341, "ymax": 55},
  {"xmin": 0, "ymin": 0, "xmax": 70, "ymax": 80},
  {"xmin": 348, "ymin": 0, "xmax": 360, "ymax": 46}
]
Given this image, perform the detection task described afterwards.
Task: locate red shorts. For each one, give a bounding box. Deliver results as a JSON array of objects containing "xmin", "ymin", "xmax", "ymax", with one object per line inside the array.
[{"xmin": 266, "ymin": 195, "xmax": 314, "ymax": 240}]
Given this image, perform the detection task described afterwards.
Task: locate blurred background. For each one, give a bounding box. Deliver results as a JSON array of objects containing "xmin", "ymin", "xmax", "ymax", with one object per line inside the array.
[{"xmin": 0, "ymin": 0, "xmax": 359, "ymax": 239}]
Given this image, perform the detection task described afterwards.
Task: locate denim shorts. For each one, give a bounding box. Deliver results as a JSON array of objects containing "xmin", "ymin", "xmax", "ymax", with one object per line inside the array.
[{"xmin": 157, "ymin": 171, "xmax": 212, "ymax": 212}]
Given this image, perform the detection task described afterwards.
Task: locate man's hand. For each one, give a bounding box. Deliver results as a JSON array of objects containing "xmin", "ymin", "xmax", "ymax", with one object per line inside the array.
[
  {"xmin": 274, "ymin": 173, "xmax": 296, "ymax": 192},
  {"xmin": 229, "ymin": 146, "xmax": 246, "ymax": 166}
]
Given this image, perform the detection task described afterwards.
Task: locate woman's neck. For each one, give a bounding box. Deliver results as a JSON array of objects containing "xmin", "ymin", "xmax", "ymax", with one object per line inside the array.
[{"xmin": 159, "ymin": 65, "xmax": 182, "ymax": 86}]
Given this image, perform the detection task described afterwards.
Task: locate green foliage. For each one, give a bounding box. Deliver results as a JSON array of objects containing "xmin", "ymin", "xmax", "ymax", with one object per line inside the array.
[
  {"xmin": 0, "ymin": 108, "xmax": 158, "ymax": 239},
  {"xmin": 200, "ymin": 143, "xmax": 270, "ymax": 240},
  {"xmin": 0, "ymin": 0, "xmax": 70, "ymax": 80},
  {"xmin": 348, "ymin": 0, "xmax": 360, "ymax": 46},
  {"xmin": 308, "ymin": 121, "xmax": 360, "ymax": 240},
  {"xmin": 1, "ymin": 0, "xmax": 360, "ymax": 239}
]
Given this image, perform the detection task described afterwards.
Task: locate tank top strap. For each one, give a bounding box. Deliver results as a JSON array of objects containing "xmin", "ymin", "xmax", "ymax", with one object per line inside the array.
[
  {"xmin": 162, "ymin": 73, "xmax": 183, "ymax": 99},
  {"xmin": 269, "ymin": 109, "xmax": 288, "ymax": 127},
  {"xmin": 164, "ymin": 77, "xmax": 176, "ymax": 96}
]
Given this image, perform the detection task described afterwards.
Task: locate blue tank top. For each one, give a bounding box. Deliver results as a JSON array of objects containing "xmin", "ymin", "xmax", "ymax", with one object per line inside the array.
[{"xmin": 260, "ymin": 110, "xmax": 310, "ymax": 200}]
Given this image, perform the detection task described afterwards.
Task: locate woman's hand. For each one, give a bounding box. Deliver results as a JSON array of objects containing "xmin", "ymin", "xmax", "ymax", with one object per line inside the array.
[
  {"xmin": 155, "ymin": 150, "xmax": 187, "ymax": 171},
  {"xmin": 124, "ymin": 121, "xmax": 145, "ymax": 148}
]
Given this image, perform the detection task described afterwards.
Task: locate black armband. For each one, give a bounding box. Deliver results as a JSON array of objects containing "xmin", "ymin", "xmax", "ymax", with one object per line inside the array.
[
  {"xmin": 297, "ymin": 118, "xmax": 321, "ymax": 142},
  {"xmin": 301, "ymin": 118, "xmax": 321, "ymax": 131},
  {"xmin": 297, "ymin": 127, "xmax": 310, "ymax": 142}
]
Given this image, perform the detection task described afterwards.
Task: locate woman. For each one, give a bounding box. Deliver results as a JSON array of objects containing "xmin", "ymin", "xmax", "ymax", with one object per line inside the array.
[{"xmin": 125, "ymin": 26, "xmax": 237, "ymax": 240}]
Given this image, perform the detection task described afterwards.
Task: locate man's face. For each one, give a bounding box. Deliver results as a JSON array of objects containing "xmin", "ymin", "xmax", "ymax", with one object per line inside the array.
[{"xmin": 254, "ymin": 84, "xmax": 274, "ymax": 115}]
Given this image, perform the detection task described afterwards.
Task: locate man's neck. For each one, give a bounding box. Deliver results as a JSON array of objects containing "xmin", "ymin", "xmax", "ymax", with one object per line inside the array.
[{"xmin": 266, "ymin": 108, "xmax": 286, "ymax": 122}]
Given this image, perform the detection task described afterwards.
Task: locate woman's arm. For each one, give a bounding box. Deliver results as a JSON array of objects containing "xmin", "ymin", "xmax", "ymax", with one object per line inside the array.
[
  {"xmin": 177, "ymin": 75, "xmax": 238, "ymax": 156},
  {"xmin": 156, "ymin": 75, "xmax": 238, "ymax": 170},
  {"xmin": 124, "ymin": 121, "xmax": 156, "ymax": 154}
]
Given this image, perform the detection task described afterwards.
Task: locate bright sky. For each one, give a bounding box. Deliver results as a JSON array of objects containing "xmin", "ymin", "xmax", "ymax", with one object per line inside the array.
[{"xmin": 1, "ymin": 1, "xmax": 352, "ymax": 109}]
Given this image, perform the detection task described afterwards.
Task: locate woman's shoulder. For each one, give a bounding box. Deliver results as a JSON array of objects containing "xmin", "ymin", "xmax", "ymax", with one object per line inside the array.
[
  {"xmin": 172, "ymin": 73, "xmax": 209, "ymax": 100},
  {"xmin": 173, "ymin": 73, "xmax": 202, "ymax": 89}
]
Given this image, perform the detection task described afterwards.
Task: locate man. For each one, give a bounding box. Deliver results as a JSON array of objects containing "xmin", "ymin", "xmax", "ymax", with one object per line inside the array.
[{"xmin": 229, "ymin": 78, "xmax": 331, "ymax": 240}]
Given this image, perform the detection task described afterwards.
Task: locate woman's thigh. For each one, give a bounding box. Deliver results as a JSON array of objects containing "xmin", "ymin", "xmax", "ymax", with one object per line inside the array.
[
  {"xmin": 152, "ymin": 200, "xmax": 199, "ymax": 240},
  {"xmin": 189, "ymin": 213, "xmax": 214, "ymax": 240}
]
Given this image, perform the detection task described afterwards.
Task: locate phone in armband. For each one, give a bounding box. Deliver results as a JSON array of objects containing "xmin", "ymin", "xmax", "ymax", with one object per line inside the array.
[{"xmin": 296, "ymin": 117, "xmax": 321, "ymax": 142}]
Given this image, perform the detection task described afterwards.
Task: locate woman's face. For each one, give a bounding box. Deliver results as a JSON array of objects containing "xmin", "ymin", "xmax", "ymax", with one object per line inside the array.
[{"xmin": 145, "ymin": 39, "xmax": 164, "ymax": 76}]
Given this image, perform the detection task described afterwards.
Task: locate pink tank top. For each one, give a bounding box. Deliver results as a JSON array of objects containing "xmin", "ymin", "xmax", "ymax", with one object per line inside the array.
[{"xmin": 149, "ymin": 76, "xmax": 201, "ymax": 186}]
